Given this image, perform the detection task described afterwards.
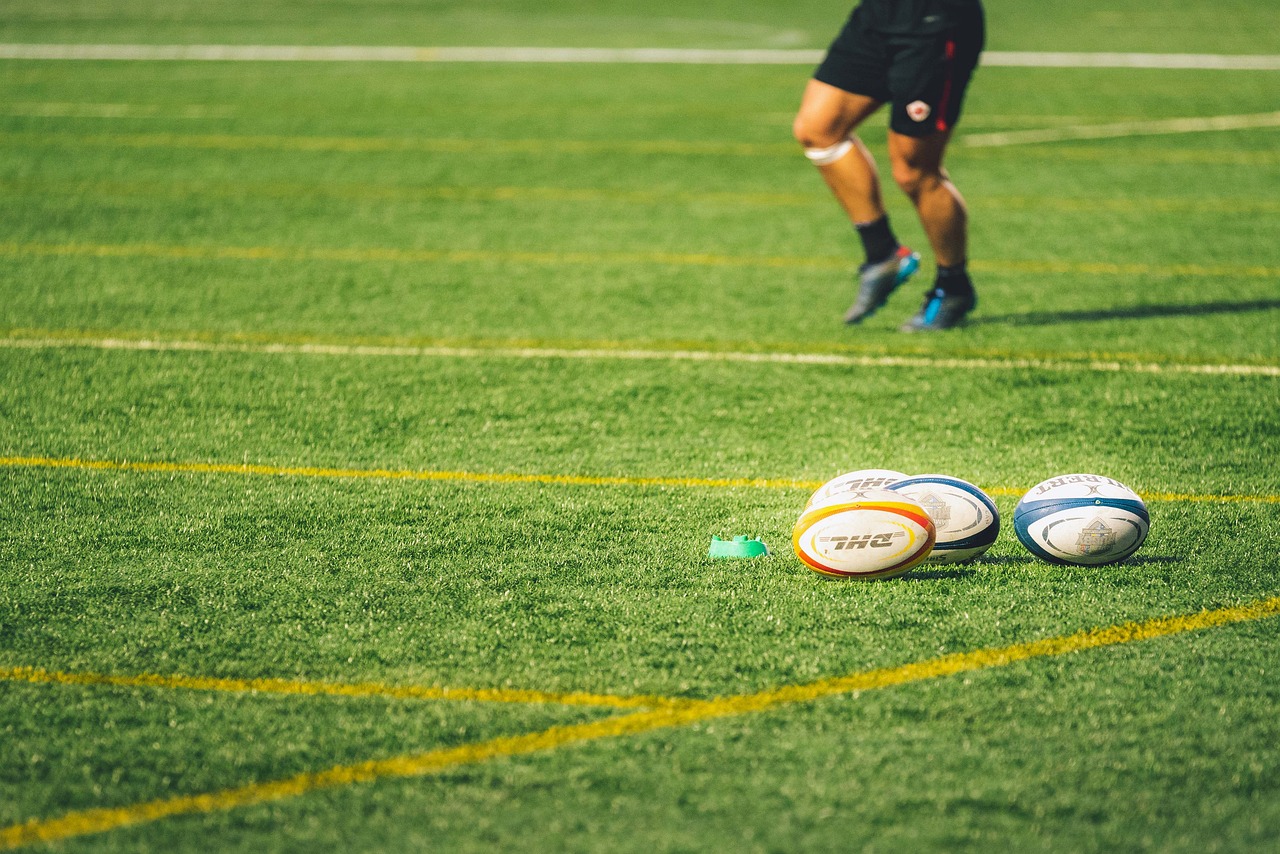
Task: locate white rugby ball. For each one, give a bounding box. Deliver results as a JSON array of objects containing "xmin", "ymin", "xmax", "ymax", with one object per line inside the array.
[
  {"xmin": 1014, "ymin": 473, "xmax": 1150, "ymax": 566},
  {"xmin": 793, "ymin": 488, "xmax": 935, "ymax": 580},
  {"xmin": 806, "ymin": 468, "xmax": 908, "ymax": 510},
  {"xmin": 888, "ymin": 474, "xmax": 1000, "ymax": 564}
]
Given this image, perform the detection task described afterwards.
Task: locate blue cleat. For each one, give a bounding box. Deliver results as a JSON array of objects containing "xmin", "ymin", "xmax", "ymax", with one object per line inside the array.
[
  {"xmin": 843, "ymin": 246, "xmax": 920, "ymax": 324},
  {"xmin": 899, "ymin": 287, "xmax": 977, "ymax": 332}
]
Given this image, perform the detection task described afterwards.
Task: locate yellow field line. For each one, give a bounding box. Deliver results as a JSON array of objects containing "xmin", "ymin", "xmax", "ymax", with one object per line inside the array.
[
  {"xmin": 4, "ymin": 129, "xmax": 1280, "ymax": 165},
  {"xmin": 0, "ymin": 665, "xmax": 690, "ymax": 711},
  {"xmin": 2, "ymin": 239, "xmax": 1278, "ymax": 279},
  {"xmin": 966, "ymin": 146, "xmax": 1280, "ymax": 166},
  {"xmin": 2, "ymin": 455, "xmax": 1277, "ymax": 504},
  {"xmin": 0, "ymin": 130, "xmax": 795, "ymax": 157},
  {"xmin": 971, "ymin": 258, "xmax": 1280, "ymax": 279},
  {"xmin": 0, "ymin": 177, "xmax": 818, "ymax": 208},
  {"xmin": 985, "ymin": 196, "xmax": 1280, "ymax": 214},
  {"xmin": 0, "ymin": 239, "xmax": 846, "ymax": 271},
  {"xmin": 6, "ymin": 177, "xmax": 1278, "ymax": 215},
  {"xmin": 0, "ymin": 455, "xmax": 816, "ymax": 492},
  {"xmin": 4, "ymin": 594, "xmax": 1278, "ymax": 849}
]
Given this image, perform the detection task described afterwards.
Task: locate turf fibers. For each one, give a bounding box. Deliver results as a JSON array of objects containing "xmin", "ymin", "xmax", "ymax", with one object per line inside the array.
[{"xmin": 1, "ymin": 1, "xmax": 1279, "ymax": 851}]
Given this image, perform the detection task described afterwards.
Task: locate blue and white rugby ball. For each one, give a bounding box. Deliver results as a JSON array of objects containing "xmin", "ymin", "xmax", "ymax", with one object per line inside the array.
[
  {"xmin": 888, "ymin": 474, "xmax": 1000, "ymax": 564},
  {"xmin": 1014, "ymin": 474, "xmax": 1150, "ymax": 566}
]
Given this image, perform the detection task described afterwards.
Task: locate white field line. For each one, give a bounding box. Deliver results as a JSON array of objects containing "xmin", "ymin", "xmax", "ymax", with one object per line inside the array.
[
  {"xmin": 1, "ymin": 44, "xmax": 1279, "ymax": 70},
  {"xmin": 982, "ymin": 51, "xmax": 1280, "ymax": 71},
  {"xmin": 964, "ymin": 111, "xmax": 1280, "ymax": 147},
  {"xmin": 2, "ymin": 101, "xmax": 235, "ymax": 119},
  {"xmin": 2, "ymin": 335, "xmax": 1277, "ymax": 378}
]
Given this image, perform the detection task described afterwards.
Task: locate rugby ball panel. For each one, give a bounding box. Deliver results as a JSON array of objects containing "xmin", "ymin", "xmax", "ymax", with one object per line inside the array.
[
  {"xmin": 1018, "ymin": 473, "xmax": 1143, "ymax": 504},
  {"xmin": 793, "ymin": 490, "xmax": 935, "ymax": 579},
  {"xmin": 888, "ymin": 474, "xmax": 1000, "ymax": 564},
  {"xmin": 1014, "ymin": 498, "xmax": 1149, "ymax": 566},
  {"xmin": 806, "ymin": 468, "xmax": 908, "ymax": 510}
]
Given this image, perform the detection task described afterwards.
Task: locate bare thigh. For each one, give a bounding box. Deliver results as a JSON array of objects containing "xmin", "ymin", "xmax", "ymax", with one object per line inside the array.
[{"xmin": 794, "ymin": 79, "xmax": 883, "ymax": 147}]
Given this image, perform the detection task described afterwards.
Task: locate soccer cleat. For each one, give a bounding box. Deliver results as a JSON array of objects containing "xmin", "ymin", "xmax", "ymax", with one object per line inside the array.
[
  {"xmin": 843, "ymin": 246, "xmax": 920, "ymax": 324},
  {"xmin": 899, "ymin": 287, "xmax": 977, "ymax": 332}
]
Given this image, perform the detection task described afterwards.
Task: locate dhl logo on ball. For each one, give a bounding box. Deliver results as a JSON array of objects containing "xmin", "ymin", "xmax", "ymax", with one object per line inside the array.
[{"xmin": 793, "ymin": 489, "xmax": 936, "ymax": 580}]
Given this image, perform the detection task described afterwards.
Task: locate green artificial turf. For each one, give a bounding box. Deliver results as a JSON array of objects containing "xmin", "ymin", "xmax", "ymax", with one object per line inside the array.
[
  {"xmin": 3, "ymin": 0, "xmax": 1280, "ymax": 53},
  {"xmin": 1, "ymin": 1, "xmax": 1279, "ymax": 851}
]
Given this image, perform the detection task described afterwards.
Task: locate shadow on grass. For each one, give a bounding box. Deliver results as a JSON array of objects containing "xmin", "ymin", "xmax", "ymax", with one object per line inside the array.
[
  {"xmin": 971, "ymin": 298, "xmax": 1280, "ymax": 328},
  {"xmin": 900, "ymin": 567, "xmax": 981, "ymax": 580},
  {"xmin": 965, "ymin": 555, "xmax": 1035, "ymax": 567},
  {"xmin": 922, "ymin": 554, "xmax": 1181, "ymax": 570},
  {"xmin": 827, "ymin": 554, "xmax": 1181, "ymax": 581},
  {"xmin": 1119, "ymin": 554, "xmax": 1181, "ymax": 565}
]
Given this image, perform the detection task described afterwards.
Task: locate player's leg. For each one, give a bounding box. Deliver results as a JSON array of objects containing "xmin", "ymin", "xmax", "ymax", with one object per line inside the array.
[
  {"xmin": 883, "ymin": 4, "xmax": 985, "ymax": 331},
  {"xmin": 888, "ymin": 129, "xmax": 967, "ymax": 269},
  {"xmin": 793, "ymin": 82, "xmax": 921, "ymax": 324},
  {"xmin": 792, "ymin": 79, "xmax": 886, "ymax": 226},
  {"xmin": 795, "ymin": 7, "xmax": 921, "ymax": 324},
  {"xmin": 889, "ymin": 129, "xmax": 977, "ymax": 331}
]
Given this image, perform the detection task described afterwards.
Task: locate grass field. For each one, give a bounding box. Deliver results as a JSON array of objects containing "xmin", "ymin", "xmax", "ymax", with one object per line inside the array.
[{"xmin": 2, "ymin": 1, "xmax": 1279, "ymax": 850}]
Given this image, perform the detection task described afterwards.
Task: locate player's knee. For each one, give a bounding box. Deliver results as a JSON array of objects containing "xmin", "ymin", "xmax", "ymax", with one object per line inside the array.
[
  {"xmin": 890, "ymin": 136, "xmax": 949, "ymax": 198},
  {"xmin": 794, "ymin": 115, "xmax": 855, "ymax": 166},
  {"xmin": 891, "ymin": 162, "xmax": 922, "ymax": 197},
  {"xmin": 793, "ymin": 110, "xmax": 843, "ymax": 150},
  {"xmin": 891, "ymin": 162, "xmax": 938, "ymax": 199},
  {"xmin": 792, "ymin": 113, "xmax": 820, "ymax": 148}
]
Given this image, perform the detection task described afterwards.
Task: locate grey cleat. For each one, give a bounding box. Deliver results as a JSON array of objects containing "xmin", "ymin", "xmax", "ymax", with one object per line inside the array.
[
  {"xmin": 843, "ymin": 246, "xmax": 921, "ymax": 324},
  {"xmin": 899, "ymin": 287, "xmax": 977, "ymax": 332}
]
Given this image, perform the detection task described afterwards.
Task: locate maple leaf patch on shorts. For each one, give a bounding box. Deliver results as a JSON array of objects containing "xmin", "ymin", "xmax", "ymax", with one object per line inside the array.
[{"xmin": 906, "ymin": 100, "xmax": 932, "ymax": 122}]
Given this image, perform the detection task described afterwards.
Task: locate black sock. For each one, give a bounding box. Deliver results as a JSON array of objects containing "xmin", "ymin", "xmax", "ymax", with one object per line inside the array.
[
  {"xmin": 854, "ymin": 216, "xmax": 898, "ymax": 265},
  {"xmin": 935, "ymin": 262, "xmax": 974, "ymax": 296}
]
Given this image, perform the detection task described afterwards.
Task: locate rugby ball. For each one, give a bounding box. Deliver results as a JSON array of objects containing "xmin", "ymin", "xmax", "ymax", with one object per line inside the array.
[
  {"xmin": 806, "ymin": 468, "xmax": 908, "ymax": 510},
  {"xmin": 793, "ymin": 488, "xmax": 935, "ymax": 580},
  {"xmin": 1014, "ymin": 474, "xmax": 1150, "ymax": 566},
  {"xmin": 888, "ymin": 474, "xmax": 1000, "ymax": 564}
]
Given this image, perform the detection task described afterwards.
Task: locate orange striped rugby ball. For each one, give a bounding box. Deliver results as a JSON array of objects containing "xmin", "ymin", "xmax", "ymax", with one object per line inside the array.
[{"xmin": 793, "ymin": 489, "xmax": 936, "ymax": 580}]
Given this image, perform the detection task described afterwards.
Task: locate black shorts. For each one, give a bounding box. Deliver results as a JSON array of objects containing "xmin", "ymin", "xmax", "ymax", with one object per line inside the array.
[{"xmin": 814, "ymin": 0, "xmax": 985, "ymax": 137}]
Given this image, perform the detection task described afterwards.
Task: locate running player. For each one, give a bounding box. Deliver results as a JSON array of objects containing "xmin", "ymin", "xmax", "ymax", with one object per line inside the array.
[{"xmin": 793, "ymin": 0, "xmax": 985, "ymax": 331}]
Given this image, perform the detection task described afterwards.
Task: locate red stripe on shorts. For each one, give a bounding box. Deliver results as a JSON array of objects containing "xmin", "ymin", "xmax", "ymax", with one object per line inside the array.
[{"xmin": 936, "ymin": 39, "xmax": 957, "ymax": 132}]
